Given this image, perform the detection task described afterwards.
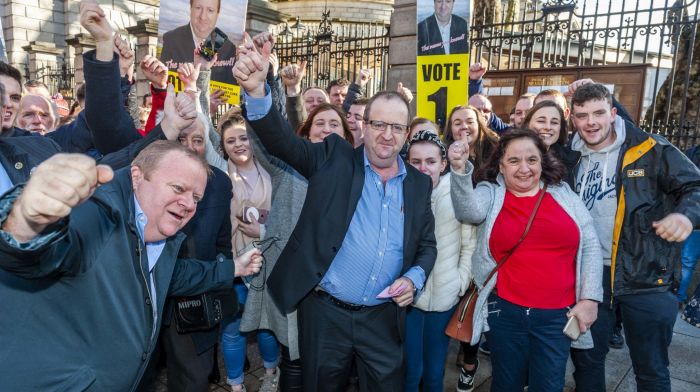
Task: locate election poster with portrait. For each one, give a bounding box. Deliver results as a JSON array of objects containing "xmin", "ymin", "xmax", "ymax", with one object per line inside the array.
[
  {"xmin": 158, "ymin": 0, "xmax": 247, "ymax": 104},
  {"xmin": 416, "ymin": 0, "xmax": 471, "ymax": 126}
]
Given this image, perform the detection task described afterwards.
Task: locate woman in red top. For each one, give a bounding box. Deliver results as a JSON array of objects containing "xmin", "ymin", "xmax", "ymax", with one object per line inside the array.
[{"xmin": 448, "ymin": 129, "xmax": 603, "ymax": 391}]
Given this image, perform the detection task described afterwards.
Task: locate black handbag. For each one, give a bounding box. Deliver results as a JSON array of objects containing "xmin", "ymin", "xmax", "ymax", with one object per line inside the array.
[{"xmin": 173, "ymin": 292, "xmax": 223, "ymax": 333}]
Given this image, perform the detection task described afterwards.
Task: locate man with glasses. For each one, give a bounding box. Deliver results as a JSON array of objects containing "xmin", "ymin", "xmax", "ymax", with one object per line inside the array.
[
  {"xmin": 233, "ymin": 39, "xmax": 437, "ymax": 391},
  {"xmin": 418, "ymin": 0, "xmax": 469, "ymax": 55}
]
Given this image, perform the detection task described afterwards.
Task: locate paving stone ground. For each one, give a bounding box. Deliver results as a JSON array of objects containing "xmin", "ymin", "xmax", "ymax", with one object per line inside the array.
[
  {"xmin": 444, "ymin": 312, "xmax": 700, "ymax": 392},
  {"xmin": 150, "ymin": 309, "xmax": 699, "ymax": 392},
  {"xmin": 155, "ymin": 271, "xmax": 700, "ymax": 391}
]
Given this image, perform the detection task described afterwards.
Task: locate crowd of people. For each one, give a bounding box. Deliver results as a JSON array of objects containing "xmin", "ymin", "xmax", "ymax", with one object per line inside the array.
[{"xmin": 0, "ymin": 1, "xmax": 699, "ymax": 392}]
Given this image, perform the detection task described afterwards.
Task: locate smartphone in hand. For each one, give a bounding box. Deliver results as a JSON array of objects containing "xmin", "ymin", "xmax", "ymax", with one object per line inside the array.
[{"xmin": 563, "ymin": 315, "xmax": 581, "ymax": 340}]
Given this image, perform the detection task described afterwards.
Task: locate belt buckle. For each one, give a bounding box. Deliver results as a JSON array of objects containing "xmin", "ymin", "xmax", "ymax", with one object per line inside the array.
[{"xmin": 315, "ymin": 287, "xmax": 365, "ymax": 311}]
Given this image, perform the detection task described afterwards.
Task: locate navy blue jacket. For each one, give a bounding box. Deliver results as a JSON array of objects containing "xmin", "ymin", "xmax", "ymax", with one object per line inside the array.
[
  {"xmin": 0, "ymin": 168, "xmax": 235, "ymax": 391},
  {"xmin": 164, "ymin": 165, "xmax": 236, "ymax": 353}
]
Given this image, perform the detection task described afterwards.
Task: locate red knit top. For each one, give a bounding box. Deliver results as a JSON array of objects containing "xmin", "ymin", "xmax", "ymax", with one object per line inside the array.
[{"xmin": 490, "ymin": 190, "xmax": 579, "ymax": 309}]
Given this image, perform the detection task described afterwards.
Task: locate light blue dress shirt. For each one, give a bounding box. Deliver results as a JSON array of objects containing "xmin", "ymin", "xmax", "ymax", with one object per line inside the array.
[
  {"xmin": 244, "ymin": 86, "xmax": 426, "ymax": 306},
  {"xmin": 0, "ymin": 163, "xmax": 14, "ymax": 195},
  {"xmin": 319, "ymin": 153, "xmax": 425, "ymax": 305},
  {"xmin": 133, "ymin": 196, "xmax": 166, "ymax": 333}
]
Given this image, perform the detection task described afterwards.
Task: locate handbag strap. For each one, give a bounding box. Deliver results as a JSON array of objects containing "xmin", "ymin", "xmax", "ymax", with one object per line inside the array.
[{"xmin": 482, "ymin": 184, "xmax": 548, "ymax": 287}]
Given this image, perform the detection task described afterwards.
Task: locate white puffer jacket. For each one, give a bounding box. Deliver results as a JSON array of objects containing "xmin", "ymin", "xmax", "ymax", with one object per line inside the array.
[{"xmin": 414, "ymin": 173, "xmax": 476, "ymax": 312}]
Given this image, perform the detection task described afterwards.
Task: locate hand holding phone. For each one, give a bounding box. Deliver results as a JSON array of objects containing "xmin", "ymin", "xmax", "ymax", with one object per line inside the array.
[
  {"xmin": 563, "ymin": 315, "xmax": 581, "ymax": 340},
  {"xmin": 199, "ymin": 27, "xmax": 229, "ymax": 61},
  {"xmin": 242, "ymin": 206, "xmax": 269, "ymax": 224}
]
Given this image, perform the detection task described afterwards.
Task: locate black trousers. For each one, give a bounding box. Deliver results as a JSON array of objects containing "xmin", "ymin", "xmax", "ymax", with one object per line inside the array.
[
  {"xmin": 280, "ymin": 345, "xmax": 304, "ymax": 392},
  {"xmin": 298, "ymin": 290, "xmax": 404, "ymax": 392},
  {"xmin": 161, "ymin": 323, "xmax": 216, "ymax": 392}
]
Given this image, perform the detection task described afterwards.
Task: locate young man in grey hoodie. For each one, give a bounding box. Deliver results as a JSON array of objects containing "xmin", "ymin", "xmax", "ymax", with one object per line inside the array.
[{"xmin": 567, "ymin": 83, "xmax": 700, "ymax": 392}]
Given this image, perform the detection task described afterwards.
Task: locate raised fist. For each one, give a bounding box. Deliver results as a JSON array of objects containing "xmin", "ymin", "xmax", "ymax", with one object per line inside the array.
[{"xmin": 4, "ymin": 154, "xmax": 113, "ymax": 242}]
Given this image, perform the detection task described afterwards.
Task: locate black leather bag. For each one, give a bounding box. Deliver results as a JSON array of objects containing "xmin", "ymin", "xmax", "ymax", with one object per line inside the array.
[{"xmin": 173, "ymin": 292, "xmax": 223, "ymax": 333}]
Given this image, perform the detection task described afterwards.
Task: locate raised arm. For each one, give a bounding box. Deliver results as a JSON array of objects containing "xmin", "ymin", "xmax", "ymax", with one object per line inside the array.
[
  {"xmin": 0, "ymin": 154, "xmax": 114, "ymax": 278},
  {"xmin": 280, "ymin": 59, "xmax": 307, "ymax": 129},
  {"xmin": 341, "ymin": 68, "xmax": 370, "ymax": 113},
  {"xmin": 80, "ymin": 3, "xmax": 140, "ymax": 153},
  {"xmin": 233, "ymin": 34, "xmax": 333, "ymax": 178},
  {"xmin": 99, "ymin": 86, "xmax": 201, "ymax": 170},
  {"xmin": 448, "ymin": 140, "xmax": 493, "ymax": 224}
]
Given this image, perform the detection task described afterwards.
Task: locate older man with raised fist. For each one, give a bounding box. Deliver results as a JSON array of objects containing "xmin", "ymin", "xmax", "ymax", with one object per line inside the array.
[{"xmin": 0, "ymin": 141, "xmax": 263, "ymax": 391}]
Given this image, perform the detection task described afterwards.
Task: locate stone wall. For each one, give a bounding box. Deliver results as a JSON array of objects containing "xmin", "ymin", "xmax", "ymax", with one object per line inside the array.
[
  {"xmin": 387, "ymin": 0, "xmax": 416, "ymax": 113},
  {"xmin": 1, "ymin": 0, "xmax": 159, "ymax": 73},
  {"xmin": 272, "ymin": 0, "xmax": 393, "ymax": 24}
]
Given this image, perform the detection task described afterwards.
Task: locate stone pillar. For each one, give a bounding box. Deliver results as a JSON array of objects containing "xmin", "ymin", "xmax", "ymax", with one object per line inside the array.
[
  {"xmin": 388, "ymin": 0, "xmax": 417, "ymax": 114},
  {"xmin": 247, "ymin": 0, "xmax": 289, "ymax": 38},
  {"xmin": 127, "ymin": 18, "xmax": 160, "ymax": 104},
  {"xmin": 21, "ymin": 41, "xmax": 64, "ymax": 80},
  {"xmin": 65, "ymin": 34, "xmax": 96, "ymax": 85}
]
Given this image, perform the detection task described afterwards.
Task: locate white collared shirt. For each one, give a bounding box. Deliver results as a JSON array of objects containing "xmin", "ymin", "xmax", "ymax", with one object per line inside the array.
[
  {"xmin": 437, "ymin": 17, "xmax": 453, "ymax": 54},
  {"xmin": 190, "ymin": 23, "xmax": 205, "ymax": 48}
]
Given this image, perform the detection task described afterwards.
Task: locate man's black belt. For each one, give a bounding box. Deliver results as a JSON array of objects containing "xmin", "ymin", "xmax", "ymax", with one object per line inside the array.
[{"xmin": 313, "ymin": 288, "xmax": 366, "ymax": 311}]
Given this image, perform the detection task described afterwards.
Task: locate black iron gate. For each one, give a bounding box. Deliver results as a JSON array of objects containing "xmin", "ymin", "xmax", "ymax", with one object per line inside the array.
[
  {"xmin": 470, "ymin": 0, "xmax": 699, "ymax": 150},
  {"xmin": 31, "ymin": 63, "xmax": 76, "ymax": 102},
  {"xmin": 272, "ymin": 11, "xmax": 389, "ymax": 97}
]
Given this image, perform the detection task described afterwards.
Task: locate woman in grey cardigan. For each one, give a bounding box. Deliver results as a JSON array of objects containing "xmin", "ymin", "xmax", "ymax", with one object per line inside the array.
[{"xmin": 448, "ymin": 129, "xmax": 603, "ymax": 392}]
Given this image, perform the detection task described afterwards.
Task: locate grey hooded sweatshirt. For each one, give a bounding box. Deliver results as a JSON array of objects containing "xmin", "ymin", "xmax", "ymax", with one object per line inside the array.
[{"xmin": 570, "ymin": 115, "xmax": 627, "ymax": 266}]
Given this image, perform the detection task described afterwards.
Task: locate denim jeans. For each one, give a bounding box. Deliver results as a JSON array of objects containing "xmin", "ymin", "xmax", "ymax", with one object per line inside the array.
[
  {"xmin": 678, "ymin": 231, "xmax": 700, "ymax": 302},
  {"xmin": 221, "ymin": 282, "xmax": 280, "ymax": 385},
  {"xmin": 487, "ymin": 295, "xmax": 571, "ymax": 392},
  {"xmin": 571, "ymin": 266, "xmax": 612, "ymax": 392},
  {"xmin": 403, "ymin": 306, "xmax": 454, "ymax": 392}
]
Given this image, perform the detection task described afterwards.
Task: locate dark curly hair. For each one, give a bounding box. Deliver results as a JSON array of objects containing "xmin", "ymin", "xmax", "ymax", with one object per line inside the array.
[
  {"xmin": 475, "ymin": 128, "xmax": 567, "ymax": 185},
  {"xmin": 571, "ymin": 83, "xmax": 612, "ymax": 107},
  {"xmin": 296, "ymin": 103, "xmax": 354, "ymax": 145},
  {"xmin": 523, "ymin": 100, "xmax": 568, "ymax": 146}
]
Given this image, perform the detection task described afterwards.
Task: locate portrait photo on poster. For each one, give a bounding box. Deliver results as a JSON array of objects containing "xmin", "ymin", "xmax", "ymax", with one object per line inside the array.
[
  {"xmin": 158, "ymin": 0, "xmax": 248, "ymax": 85},
  {"xmin": 417, "ymin": 0, "xmax": 470, "ymax": 56}
]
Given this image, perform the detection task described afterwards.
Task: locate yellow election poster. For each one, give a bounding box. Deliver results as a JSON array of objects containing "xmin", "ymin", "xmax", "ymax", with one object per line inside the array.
[
  {"xmin": 416, "ymin": 54, "xmax": 469, "ymax": 125},
  {"xmin": 168, "ymin": 71, "xmax": 240, "ymax": 105},
  {"xmin": 416, "ymin": 0, "xmax": 471, "ymax": 126}
]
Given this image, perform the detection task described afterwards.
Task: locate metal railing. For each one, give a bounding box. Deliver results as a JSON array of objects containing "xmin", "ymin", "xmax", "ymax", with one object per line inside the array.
[
  {"xmin": 272, "ymin": 11, "xmax": 390, "ymax": 96},
  {"xmin": 470, "ymin": 0, "xmax": 699, "ymax": 149},
  {"xmin": 31, "ymin": 63, "xmax": 76, "ymax": 102}
]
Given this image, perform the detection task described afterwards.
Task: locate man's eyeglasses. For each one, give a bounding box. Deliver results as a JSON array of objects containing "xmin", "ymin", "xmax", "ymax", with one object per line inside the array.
[{"xmin": 367, "ymin": 120, "xmax": 409, "ymax": 134}]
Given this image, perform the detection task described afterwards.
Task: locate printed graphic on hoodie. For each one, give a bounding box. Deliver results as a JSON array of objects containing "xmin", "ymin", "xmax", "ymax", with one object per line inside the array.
[
  {"xmin": 570, "ymin": 115, "xmax": 626, "ymax": 263},
  {"xmin": 575, "ymin": 160, "xmax": 617, "ymax": 211}
]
